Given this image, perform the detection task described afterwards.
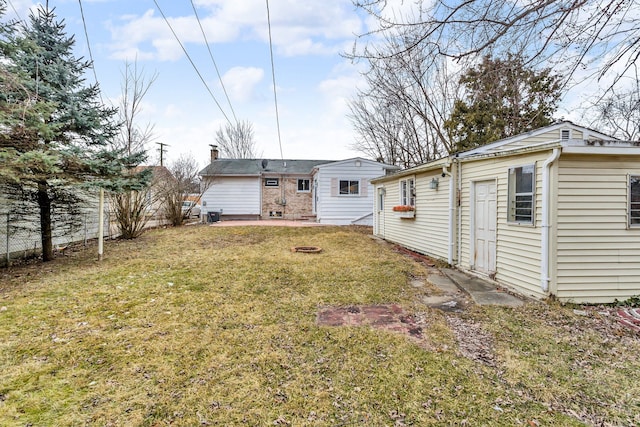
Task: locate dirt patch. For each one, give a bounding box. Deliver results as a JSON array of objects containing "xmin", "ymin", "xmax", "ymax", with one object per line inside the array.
[
  {"xmin": 444, "ymin": 315, "xmax": 495, "ymax": 366},
  {"xmin": 317, "ymin": 304, "xmax": 432, "ymax": 348}
]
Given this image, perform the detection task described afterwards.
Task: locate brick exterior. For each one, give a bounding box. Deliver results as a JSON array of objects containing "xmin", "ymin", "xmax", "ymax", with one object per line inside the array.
[{"xmin": 262, "ymin": 177, "xmax": 314, "ymax": 220}]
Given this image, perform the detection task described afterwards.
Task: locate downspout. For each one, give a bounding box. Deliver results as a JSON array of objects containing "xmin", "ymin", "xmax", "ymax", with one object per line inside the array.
[
  {"xmin": 456, "ymin": 157, "xmax": 462, "ymax": 266},
  {"xmin": 442, "ymin": 162, "xmax": 454, "ymax": 266},
  {"xmin": 541, "ymin": 148, "xmax": 561, "ymax": 292}
]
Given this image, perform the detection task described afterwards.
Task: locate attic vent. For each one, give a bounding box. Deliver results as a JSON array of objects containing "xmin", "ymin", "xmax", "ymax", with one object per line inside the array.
[{"xmin": 561, "ymin": 129, "xmax": 571, "ymax": 140}]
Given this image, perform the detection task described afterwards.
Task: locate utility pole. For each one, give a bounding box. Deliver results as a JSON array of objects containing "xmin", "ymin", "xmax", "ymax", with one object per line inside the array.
[{"xmin": 157, "ymin": 142, "xmax": 169, "ymax": 166}]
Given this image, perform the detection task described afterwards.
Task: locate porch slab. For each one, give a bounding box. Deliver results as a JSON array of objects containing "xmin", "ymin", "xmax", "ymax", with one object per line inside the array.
[
  {"xmin": 427, "ymin": 273, "xmax": 461, "ymax": 294},
  {"xmin": 442, "ymin": 269, "xmax": 524, "ymax": 307}
]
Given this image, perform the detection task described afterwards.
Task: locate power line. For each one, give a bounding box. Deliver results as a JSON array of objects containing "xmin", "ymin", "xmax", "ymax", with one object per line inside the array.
[
  {"xmin": 153, "ymin": 0, "xmax": 233, "ymax": 126},
  {"xmin": 265, "ymin": 0, "xmax": 284, "ymax": 160},
  {"xmin": 77, "ymin": 0, "xmax": 103, "ymax": 104},
  {"xmin": 189, "ymin": 0, "xmax": 237, "ymax": 123},
  {"xmin": 7, "ymin": 0, "xmax": 22, "ymax": 22}
]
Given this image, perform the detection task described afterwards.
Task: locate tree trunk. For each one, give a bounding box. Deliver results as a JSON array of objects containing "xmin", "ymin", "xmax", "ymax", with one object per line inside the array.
[{"xmin": 37, "ymin": 181, "xmax": 54, "ymax": 261}]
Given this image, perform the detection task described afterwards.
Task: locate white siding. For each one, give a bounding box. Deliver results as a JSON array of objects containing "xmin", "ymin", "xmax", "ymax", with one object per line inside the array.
[
  {"xmin": 483, "ymin": 128, "xmax": 585, "ymax": 153},
  {"xmin": 376, "ymin": 171, "xmax": 451, "ymax": 262},
  {"xmin": 459, "ymin": 152, "xmax": 550, "ymax": 299},
  {"xmin": 315, "ymin": 159, "xmax": 385, "ymax": 225},
  {"xmin": 555, "ymin": 155, "xmax": 640, "ymax": 303},
  {"xmin": 201, "ymin": 177, "xmax": 260, "ymax": 215}
]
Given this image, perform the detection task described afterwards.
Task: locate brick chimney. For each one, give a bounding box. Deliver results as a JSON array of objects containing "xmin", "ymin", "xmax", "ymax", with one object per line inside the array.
[{"xmin": 209, "ymin": 145, "xmax": 219, "ymax": 161}]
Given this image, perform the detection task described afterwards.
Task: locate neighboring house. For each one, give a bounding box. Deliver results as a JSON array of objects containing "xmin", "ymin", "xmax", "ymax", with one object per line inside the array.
[
  {"xmin": 199, "ymin": 146, "xmax": 397, "ymax": 225},
  {"xmin": 372, "ymin": 121, "xmax": 640, "ymax": 304}
]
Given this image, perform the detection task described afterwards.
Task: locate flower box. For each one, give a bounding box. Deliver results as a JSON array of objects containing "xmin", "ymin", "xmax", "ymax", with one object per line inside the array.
[{"xmin": 392, "ymin": 205, "xmax": 415, "ymax": 212}]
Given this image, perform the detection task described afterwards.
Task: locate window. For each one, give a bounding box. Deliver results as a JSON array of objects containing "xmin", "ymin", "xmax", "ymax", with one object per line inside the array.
[
  {"xmin": 265, "ymin": 178, "xmax": 279, "ymax": 187},
  {"xmin": 508, "ymin": 164, "xmax": 535, "ymax": 224},
  {"xmin": 630, "ymin": 175, "xmax": 640, "ymax": 227},
  {"xmin": 297, "ymin": 179, "xmax": 310, "ymax": 192},
  {"xmin": 400, "ymin": 178, "xmax": 415, "ymax": 206},
  {"xmin": 339, "ymin": 180, "xmax": 359, "ymax": 195}
]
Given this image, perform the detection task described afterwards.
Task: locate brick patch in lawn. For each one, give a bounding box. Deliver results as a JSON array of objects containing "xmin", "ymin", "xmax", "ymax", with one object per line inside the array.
[{"xmin": 317, "ymin": 304, "xmax": 428, "ymax": 345}]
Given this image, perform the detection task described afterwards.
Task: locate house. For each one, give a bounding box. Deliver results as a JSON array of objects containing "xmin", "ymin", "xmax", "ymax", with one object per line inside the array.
[
  {"xmin": 372, "ymin": 121, "xmax": 640, "ymax": 304},
  {"xmin": 199, "ymin": 146, "xmax": 398, "ymax": 225}
]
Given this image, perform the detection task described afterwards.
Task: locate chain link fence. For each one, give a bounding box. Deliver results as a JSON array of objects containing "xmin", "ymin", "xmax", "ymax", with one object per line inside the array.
[
  {"xmin": 0, "ymin": 203, "xmax": 115, "ymax": 267},
  {"xmin": 1, "ymin": 192, "xmax": 177, "ymax": 267}
]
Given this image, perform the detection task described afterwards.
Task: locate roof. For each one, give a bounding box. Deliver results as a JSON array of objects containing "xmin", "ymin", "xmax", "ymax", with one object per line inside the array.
[
  {"xmin": 371, "ymin": 121, "xmax": 637, "ymax": 184},
  {"xmin": 132, "ymin": 165, "xmax": 175, "ymax": 181},
  {"xmin": 199, "ymin": 159, "xmax": 334, "ymax": 176},
  {"xmin": 460, "ymin": 120, "xmax": 615, "ymax": 156},
  {"xmin": 313, "ymin": 157, "xmax": 400, "ymax": 171}
]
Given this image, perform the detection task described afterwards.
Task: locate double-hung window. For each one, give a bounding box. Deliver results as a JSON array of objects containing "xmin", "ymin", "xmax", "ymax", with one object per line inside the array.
[
  {"xmin": 400, "ymin": 178, "xmax": 415, "ymax": 207},
  {"xmin": 508, "ymin": 165, "xmax": 535, "ymax": 224},
  {"xmin": 297, "ymin": 179, "xmax": 310, "ymax": 192},
  {"xmin": 629, "ymin": 175, "xmax": 640, "ymax": 227},
  {"xmin": 339, "ymin": 180, "xmax": 359, "ymax": 195}
]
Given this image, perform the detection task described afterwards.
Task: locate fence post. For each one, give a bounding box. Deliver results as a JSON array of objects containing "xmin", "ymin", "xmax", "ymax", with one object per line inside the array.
[
  {"xmin": 98, "ymin": 188, "xmax": 104, "ymax": 261},
  {"xmin": 5, "ymin": 212, "xmax": 9, "ymax": 267}
]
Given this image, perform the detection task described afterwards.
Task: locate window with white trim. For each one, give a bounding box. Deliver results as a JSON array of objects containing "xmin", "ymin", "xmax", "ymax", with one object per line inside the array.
[
  {"xmin": 508, "ymin": 164, "xmax": 535, "ymax": 224},
  {"xmin": 339, "ymin": 180, "xmax": 359, "ymax": 195},
  {"xmin": 630, "ymin": 175, "xmax": 640, "ymax": 226},
  {"xmin": 297, "ymin": 179, "xmax": 310, "ymax": 192},
  {"xmin": 400, "ymin": 178, "xmax": 415, "ymax": 206}
]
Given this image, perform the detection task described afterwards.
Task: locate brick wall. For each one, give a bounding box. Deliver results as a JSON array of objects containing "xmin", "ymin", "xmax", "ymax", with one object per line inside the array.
[{"xmin": 262, "ymin": 177, "xmax": 314, "ymax": 220}]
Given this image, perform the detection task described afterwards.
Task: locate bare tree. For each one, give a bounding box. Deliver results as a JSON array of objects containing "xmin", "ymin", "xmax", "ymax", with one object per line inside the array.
[
  {"xmin": 110, "ymin": 167, "xmax": 166, "ymax": 239},
  {"xmin": 215, "ymin": 120, "xmax": 260, "ymax": 159},
  {"xmin": 163, "ymin": 154, "xmax": 204, "ymax": 226},
  {"xmin": 115, "ymin": 61, "xmax": 158, "ymax": 155},
  {"xmin": 109, "ymin": 61, "xmax": 159, "ymax": 239},
  {"xmin": 349, "ymin": 27, "xmax": 459, "ymax": 166},
  {"xmin": 351, "ymin": 0, "xmax": 640, "ymax": 95},
  {"xmin": 589, "ymin": 67, "xmax": 640, "ymax": 141}
]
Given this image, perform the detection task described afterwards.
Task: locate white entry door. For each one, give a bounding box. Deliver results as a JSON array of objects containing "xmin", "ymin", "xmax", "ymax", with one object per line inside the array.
[{"xmin": 474, "ymin": 180, "xmax": 496, "ymax": 274}]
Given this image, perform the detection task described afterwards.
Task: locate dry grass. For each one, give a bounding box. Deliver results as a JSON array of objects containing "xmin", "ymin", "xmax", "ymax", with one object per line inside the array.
[{"xmin": 0, "ymin": 225, "xmax": 639, "ymax": 426}]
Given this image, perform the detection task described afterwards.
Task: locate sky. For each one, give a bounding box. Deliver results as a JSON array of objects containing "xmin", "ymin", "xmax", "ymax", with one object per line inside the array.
[
  {"xmin": 4, "ymin": 0, "xmax": 373, "ymax": 169},
  {"xmin": 3, "ymin": 1, "xmax": 630, "ymax": 171}
]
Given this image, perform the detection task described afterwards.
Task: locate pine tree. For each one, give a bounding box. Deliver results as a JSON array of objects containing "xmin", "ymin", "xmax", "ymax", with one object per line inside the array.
[
  {"xmin": 444, "ymin": 55, "xmax": 562, "ymax": 152},
  {"xmin": 0, "ymin": 5, "xmax": 146, "ymax": 261}
]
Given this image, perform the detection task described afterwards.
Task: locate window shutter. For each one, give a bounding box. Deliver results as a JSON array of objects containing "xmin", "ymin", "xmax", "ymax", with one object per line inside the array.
[
  {"xmin": 331, "ymin": 178, "xmax": 338, "ymax": 196},
  {"xmin": 360, "ymin": 179, "xmax": 368, "ymax": 197}
]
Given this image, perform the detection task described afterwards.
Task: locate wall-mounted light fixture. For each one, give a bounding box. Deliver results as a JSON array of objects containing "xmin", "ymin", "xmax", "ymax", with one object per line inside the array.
[{"xmin": 430, "ymin": 177, "xmax": 439, "ymax": 190}]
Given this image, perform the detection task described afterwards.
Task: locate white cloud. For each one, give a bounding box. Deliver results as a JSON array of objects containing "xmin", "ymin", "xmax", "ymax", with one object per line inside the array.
[
  {"xmin": 222, "ymin": 66, "xmax": 264, "ymax": 103},
  {"xmin": 105, "ymin": 1, "xmax": 363, "ymax": 61}
]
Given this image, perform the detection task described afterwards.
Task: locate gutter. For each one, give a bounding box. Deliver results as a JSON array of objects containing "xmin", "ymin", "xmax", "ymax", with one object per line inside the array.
[{"xmin": 541, "ymin": 148, "xmax": 561, "ymax": 292}]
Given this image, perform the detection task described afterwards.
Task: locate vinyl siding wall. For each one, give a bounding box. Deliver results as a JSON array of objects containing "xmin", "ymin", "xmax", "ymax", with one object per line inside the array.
[
  {"xmin": 376, "ymin": 170, "xmax": 451, "ymax": 262},
  {"xmin": 459, "ymin": 152, "xmax": 551, "ymax": 299},
  {"xmin": 315, "ymin": 160, "xmax": 382, "ymax": 225},
  {"xmin": 555, "ymin": 154, "xmax": 640, "ymax": 303},
  {"xmin": 484, "ymin": 129, "xmax": 584, "ymax": 153},
  {"xmin": 201, "ymin": 176, "xmax": 261, "ymax": 216}
]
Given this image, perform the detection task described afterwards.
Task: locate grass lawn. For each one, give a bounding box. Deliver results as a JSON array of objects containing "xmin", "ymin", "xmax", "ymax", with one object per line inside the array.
[{"xmin": 1, "ymin": 225, "xmax": 639, "ymax": 426}]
